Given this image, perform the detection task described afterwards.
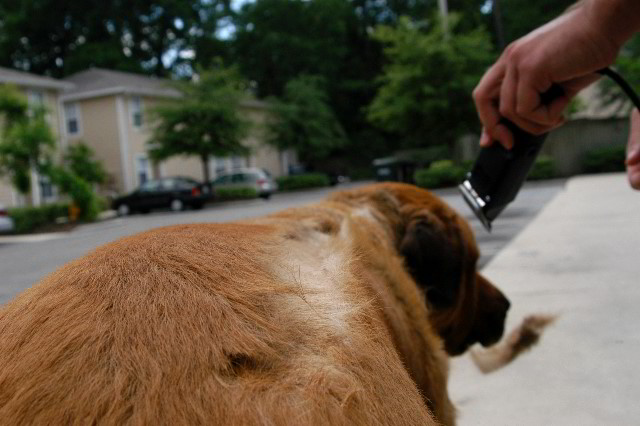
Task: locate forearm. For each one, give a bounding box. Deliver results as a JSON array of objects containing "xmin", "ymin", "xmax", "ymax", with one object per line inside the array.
[{"xmin": 583, "ymin": 0, "xmax": 640, "ymax": 49}]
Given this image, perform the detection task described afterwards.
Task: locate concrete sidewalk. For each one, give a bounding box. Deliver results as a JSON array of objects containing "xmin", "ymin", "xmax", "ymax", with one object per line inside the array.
[{"xmin": 449, "ymin": 173, "xmax": 640, "ymax": 425}]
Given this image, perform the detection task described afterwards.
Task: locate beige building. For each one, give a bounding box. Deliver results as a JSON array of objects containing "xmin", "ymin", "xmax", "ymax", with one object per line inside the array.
[
  {"xmin": 61, "ymin": 68, "xmax": 297, "ymax": 195},
  {"xmin": 0, "ymin": 67, "xmax": 74, "ymax": 207},
  {"xmin": 0, "ymin": 67, "xmax": 297, "ymax": 207}
]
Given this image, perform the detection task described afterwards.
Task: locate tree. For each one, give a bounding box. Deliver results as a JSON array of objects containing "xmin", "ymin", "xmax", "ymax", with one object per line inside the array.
[
  {"xmin": 495, "ymin": 0, "xmax": 575, "ymax": 44},
  {"xmin": 367, "ymin": 15, "xmax": 493, "ymax": 149},
  {"xmin": 0, "ymin": 86, "xmax": 55, "ymax": 195},
  {"xmin": 231, "ymin": 0, "xmax": 350, "ymax": 98},
  {"xmin": 148, "ymin": 66, "xmax": 249, "ymax": 182},
  {"xmin": 63, "ymin": 143, "xmax": 107, "ymax": 185},
  {"xmin": 599, "ymin": 34, "xmax": 640, "ymax": 112},
  {"xmin": 0, "ymin": 0, "xmax": 232, "ymax": 77},
  {"xmin": 267, "ymin": 75, "xmax": 347, "ymax": 168}
]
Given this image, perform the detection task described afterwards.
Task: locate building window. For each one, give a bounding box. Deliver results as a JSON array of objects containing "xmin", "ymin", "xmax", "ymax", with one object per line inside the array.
[
  {"xmin": 39, "ymin": 175, "xmax": 54, "ymax": 200},
  {"xmin": 231, "ymin": 156, "xmax": 245, "ymax": 170},
  {"xmin": 215, "ymin": 157, "xmax": 227, "ymax": 175},
  {"xmin": 136, "ymin": 155, "xmax": 151, "ymax": 186},
  {"xmin": 130, "ymin": 96, "xmax": 143, "ymax": 128},
  {"xmin": 64, "ymin": 103, "xmax": 80, "ymax": 135},
  {"xmin": 28, "ymin": 90, "xmax": 45, "ymax": 107}
]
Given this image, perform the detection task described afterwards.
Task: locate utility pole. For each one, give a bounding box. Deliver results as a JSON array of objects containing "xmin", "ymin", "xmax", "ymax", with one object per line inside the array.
[{"xmin": 438, "ymin": 0, "xmax": 449, "ymax": 37}]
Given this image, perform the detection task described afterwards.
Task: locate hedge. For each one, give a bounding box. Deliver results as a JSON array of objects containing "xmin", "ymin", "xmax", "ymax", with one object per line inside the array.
[
  {"xmin": 8, "ymin": 203, "xmax": 70, "ymax": 234},
  {"xmin": 216, "ymin": 187, "xmax": 258, "ymax": 200},
  {"xmin": 582, "ymin": 146, "xmax": 626, "ymax": 174},
  {"xmin": 276, "ymin": 173, "xmax": 330, "ymax": 191},
  {"xmin": 414, "ymin": 160, "xmax": 466, "ymax": 189},
  {"xmin": 527, "ymin": 155, "xmax": 556, "ymax": 181}
]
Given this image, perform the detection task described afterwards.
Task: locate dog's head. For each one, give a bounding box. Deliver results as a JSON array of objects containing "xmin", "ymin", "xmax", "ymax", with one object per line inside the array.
[{"xmin": 347, "ymin": 183, "xmax": 510, "ymax": 356}]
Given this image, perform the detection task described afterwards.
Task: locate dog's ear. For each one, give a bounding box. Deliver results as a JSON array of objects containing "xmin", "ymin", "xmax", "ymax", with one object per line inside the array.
[{"xmin": 399, "ymin": 213, "xmax": 462, "ymax": 308}]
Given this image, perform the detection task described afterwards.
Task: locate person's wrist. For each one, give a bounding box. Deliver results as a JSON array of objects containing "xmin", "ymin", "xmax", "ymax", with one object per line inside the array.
[{"xmin": 584, "ymin": 0, "xmax": 640, "ymax": 49}]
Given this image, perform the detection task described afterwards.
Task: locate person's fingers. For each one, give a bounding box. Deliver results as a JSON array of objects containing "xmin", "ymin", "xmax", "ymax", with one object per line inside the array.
[
  {"xmin": 473, "ymin": 62, "xmax": 506, "ymax": 137},
  {"xmin": 626, "ymin": 109, "xmax": 640, "ymax": 189},
  {"xmin": 479, "ymin": 128, "xmax": 492, "ymax": 147},
  {"xmin": 494, "ymin": 123, "xmax": 514, "ymax": 150}
]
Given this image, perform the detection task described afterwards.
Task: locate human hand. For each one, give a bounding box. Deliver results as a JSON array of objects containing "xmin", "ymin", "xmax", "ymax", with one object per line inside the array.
[
  {"xmin": 473, "ymin": 2, "xmax": 625, "ymax": 149},
  {"xmin": 627, "ymin": 109, "xmax": 640, "ymax": 190}
]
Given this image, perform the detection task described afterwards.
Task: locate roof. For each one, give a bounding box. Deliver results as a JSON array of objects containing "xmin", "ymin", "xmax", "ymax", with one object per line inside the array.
[
  {"xmin": 0, "ymin": 66, "xmax": 74, "ymax": 91},
  {"xmin": 59, "ymin": 68, "xmax": 269, "ymax": 110},
  {"xmin": 61, "ymin": 68, "xmax": 182, "ymax": 102}
]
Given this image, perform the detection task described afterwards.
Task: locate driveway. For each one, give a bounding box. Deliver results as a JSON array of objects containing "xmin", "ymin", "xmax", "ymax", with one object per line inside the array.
[{"xmin": 0, "ymin": 179, "xmax": 565, "ymax": 305}]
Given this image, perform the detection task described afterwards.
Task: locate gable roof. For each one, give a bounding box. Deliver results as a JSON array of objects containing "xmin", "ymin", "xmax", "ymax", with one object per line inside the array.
[
  {"xmin": 61, "ymin": 68, "xmax": 181, "ymax": 102},
  {"xmin": 0, "ymin": 66, "xmax": 74, "ymax": 91}
]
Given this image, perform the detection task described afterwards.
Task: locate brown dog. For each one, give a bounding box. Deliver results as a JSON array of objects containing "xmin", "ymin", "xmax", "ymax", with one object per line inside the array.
[{"xmin": 0, "ymin": 183, "xmax": 509, "ymax": 425}]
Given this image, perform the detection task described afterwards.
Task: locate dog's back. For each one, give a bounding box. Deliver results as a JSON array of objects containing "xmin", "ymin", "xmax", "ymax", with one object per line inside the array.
[{"xmin": 0, "ymin": 221, "xmax": 438, "ymax": 425}]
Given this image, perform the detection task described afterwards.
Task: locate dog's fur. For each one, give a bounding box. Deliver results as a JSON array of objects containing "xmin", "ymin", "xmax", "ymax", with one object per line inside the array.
[{"xmin": 0, "ymin": 183, "xmax": 509, "ymax": 425}]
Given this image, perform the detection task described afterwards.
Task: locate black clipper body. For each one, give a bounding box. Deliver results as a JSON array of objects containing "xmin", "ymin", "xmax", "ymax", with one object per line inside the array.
[
  {"xmin": 460, "ymin": 68, "xmax": 640, "ymax": 232},
  {"xmin": 459, "ymin": 126, "xmax": 549, "ymax": 232},
  {"xmin": 460, "ymin": 83, "xmax": 563, "ymax": 232}
]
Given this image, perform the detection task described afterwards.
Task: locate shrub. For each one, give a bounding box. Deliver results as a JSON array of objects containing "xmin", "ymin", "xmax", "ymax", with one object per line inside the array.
[
  {"xmin": 414, "ymin": 160, "xmax": 466, "ymax": 189},
  {"xmin": 582, "ymin": 146, "xmax": 626, "ymax": 174},
  {"xmin": 49, "ymin": 166, "xmax": 100, "ymax": 221},
  {"xmin": 527, "ymin": 155, "xmax": 556, "ymax": 180},
  {"xmin": 8, "ymin": 203, "xmax": 69, "ymax": 234},
  {"xmin": 216, "ymin": 187, "xmax": 258, "ymax": 200},
  {"xmin": 276, "ymin": 173, "xmax": 330, "ymax": 191}
]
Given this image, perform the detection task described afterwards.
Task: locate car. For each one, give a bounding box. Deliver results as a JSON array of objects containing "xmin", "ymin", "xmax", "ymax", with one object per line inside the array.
[
  {"xmin": 0, "ymin": 203, "xmax": 15, "ymax": 233},
  {"xmin": 112, "ymin": 177, "xmax": 211, "ymax": 216},
  {"xmin": 212, "ymin": 168, "xmax": 277, "ymax": 199}
]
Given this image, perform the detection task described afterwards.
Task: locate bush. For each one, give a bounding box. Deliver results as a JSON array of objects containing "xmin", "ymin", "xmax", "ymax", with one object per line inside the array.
[
  {"xmin": 8, "ymin": 203, "xmax": 69, "ymax": 234},
  {"xmin": 276, "ymin": 173, "xmax": 330, "ymax": 191},
  {"xmin": 414, "ymin": 160, "xmax": 466, "ymax": 189},
  {"xmin": 216, "ymin": 187, "xmax": 258, "ymax": 200},
  {"xmin": 527, "ymin": 155, "xmax": 556, "ymax": 181},
  {"xmin": 49, "ymin": 166, "xmax": 100, "ymax": 221},
  {"xmin": 582, "ymin": 146, "xmax": 626, "ymax": 174}
]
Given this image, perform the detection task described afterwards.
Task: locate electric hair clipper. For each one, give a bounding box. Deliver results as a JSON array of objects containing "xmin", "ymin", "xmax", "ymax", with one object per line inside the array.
[
  {"xmin": 458, "ymin": 123, "xmax": 549, "ymax": 232},
  {"xmin": 459, "ymin": 85, "xmax": 563, "ymax": 232},
  {"xmin": 460, "ymin": 67, "xmax": 640, "ymax": 232}
]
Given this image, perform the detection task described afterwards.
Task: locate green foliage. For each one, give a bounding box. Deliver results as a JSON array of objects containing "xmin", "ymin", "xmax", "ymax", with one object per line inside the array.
[
  {"xmin": 496, "ymin": 0, "xmax": 577, "ymax": 44},
  {"xmin": 63, "ymin": 143, "xmax": 107, "ymax": 184},
  {"xmin": 367, "ymin": 15, "xmax": 494, "ymax": 148},
  {"xmin": 232, "ymin": 0, "xmax": 351, "ymax": 98},
  {"xmin": 582, "ymin": 146, "xmax": 626, "ymax": 174},
  {"xmin": 215, "ymin": 187, "xmax": 258, "ymax": 200},
  {"xmin": 0, "ymin": 0, "xmax": 231, "ymax": 77},
  {"xmin": 0, "ymin": 85, "xmax": 28, "ymax": 128},
  {"xmin": 267, "ymin": 75, "xmax": 347, "ymax": 167},
  {"xmin": 276, "ymin": 173, "xmax": 330, "ymax": 191},
  {"xmin": 599, "ymin": 34, "xmax": 640, "ymax": 111},
  {"xmin": 148, "ymin": 66, "xmax": 250, "ymax": 182},
  {"xmin": 47, "ymin": 166, "xmax": 101, "ymax": 221},
  {"xmin": 414, "ymin": 160, "xmax": 466, "ymax": 189},
  {"xmin": 0, "ymin": 89, "xmax": 56, "ymax": 194},
  {"xmin": 527, "ymin": 155, "xmax": 556, "ymax": 180},
  {"xmin": 8, "ymin": 203, "xmax": 69, "ymax": 234}
]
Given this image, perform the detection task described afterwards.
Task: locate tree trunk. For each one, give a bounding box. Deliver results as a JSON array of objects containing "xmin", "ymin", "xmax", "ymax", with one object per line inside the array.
[{"xmin": 201, "ymin": 154, "xmax": 210, "ymax": 183}]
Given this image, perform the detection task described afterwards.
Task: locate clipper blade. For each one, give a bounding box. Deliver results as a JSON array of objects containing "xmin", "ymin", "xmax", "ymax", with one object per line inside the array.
[{"xmin": 458, "ymin": 180, "xmax": 492, "ymax": 232}]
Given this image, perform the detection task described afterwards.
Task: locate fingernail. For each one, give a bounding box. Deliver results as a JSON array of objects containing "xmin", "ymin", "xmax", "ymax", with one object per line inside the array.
[{"xmin": 479, "ymin": 131, "xmax": 491, "ymax": 147}]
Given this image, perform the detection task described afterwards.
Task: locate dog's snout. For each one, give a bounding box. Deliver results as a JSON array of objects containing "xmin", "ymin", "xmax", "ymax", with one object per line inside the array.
[{"xmin": 501, "ymin": 295, "xmax": 511, "ymax": 314}]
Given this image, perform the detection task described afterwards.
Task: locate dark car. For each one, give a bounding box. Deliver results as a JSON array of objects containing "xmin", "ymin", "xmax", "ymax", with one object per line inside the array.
[{"xmin": 112, "ymin": 177, "xmax": 211, "ymax": 216}]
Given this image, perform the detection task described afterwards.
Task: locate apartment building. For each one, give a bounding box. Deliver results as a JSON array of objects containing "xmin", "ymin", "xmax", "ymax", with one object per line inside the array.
[{"xmin": 0, "ymin": 67, "xmax": 297, "ymax": 207}]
